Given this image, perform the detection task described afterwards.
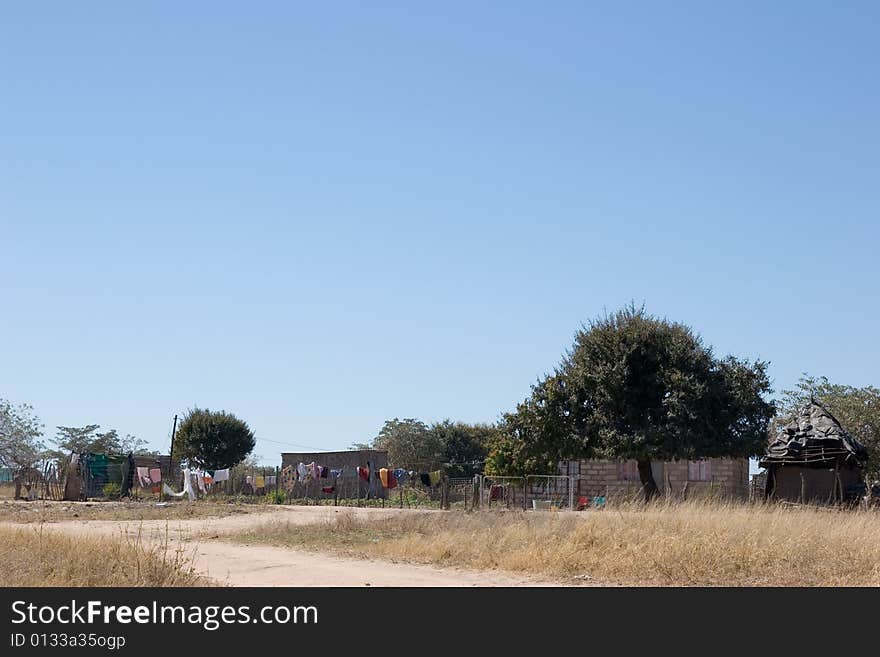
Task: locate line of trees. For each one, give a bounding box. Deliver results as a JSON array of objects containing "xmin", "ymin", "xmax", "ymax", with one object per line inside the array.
[{"xmin": 353, "ymin": 418, "xmax": 498, "ymax": 478}]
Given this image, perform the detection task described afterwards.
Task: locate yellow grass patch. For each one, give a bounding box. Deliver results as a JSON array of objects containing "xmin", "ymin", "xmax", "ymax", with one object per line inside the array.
[
  {"xmin": 229, "ymin": 501, "xmax": 880, "ymax": 586},
  {"xmin": 0, "ymin": 525, "xmax": 208, "ymax": 586}
]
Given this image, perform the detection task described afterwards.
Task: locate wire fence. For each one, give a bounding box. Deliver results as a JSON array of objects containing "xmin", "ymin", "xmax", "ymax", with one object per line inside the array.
[{"xmin": 8, "ymin": 458, "xmax": 763, "ymax": 510}]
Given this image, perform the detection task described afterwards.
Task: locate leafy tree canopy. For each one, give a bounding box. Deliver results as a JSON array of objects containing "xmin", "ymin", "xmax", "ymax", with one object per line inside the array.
[
  {"xmin": 172, "ymin": 408, "xmax": 256, "ymax": 470},
  {"xmin": 487, "ymin": 304, "xmax": 775, "ymax": 500}
]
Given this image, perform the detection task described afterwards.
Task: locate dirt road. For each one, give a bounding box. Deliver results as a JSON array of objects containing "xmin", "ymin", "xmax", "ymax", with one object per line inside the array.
[{"xmin": 2, "ymin": 506, "xmax": 566, "ymax": 587}]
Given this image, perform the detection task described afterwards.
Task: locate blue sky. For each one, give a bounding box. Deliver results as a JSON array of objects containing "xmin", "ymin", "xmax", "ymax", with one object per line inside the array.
[{"xmin": 2, "ymin": 2, "xmax": 877, "ymax": 463}]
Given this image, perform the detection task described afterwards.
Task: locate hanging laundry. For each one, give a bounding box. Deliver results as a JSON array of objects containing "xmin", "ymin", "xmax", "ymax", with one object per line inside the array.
[
  {"xmin": 136, "ymin": 467, "xmax": 151, "ymax": 487},
  {"xmin": 320, "ymin": 466, "xmax": 329, "ymax": 478},
  {"xmin": 149, "ymin": 468, "xmax": 162, "ymax": 484},
  {"xmin": 379, "ymin": 468, "xmax": 398, "ymax": 489},
  {"xmin": 254, "ymin": 475, "xmax": 265, "ymax": 489},
  {"xmin": 330, "ymin": 469, "xmax": 342, "ymax": 478},
  {"xmin": 265, "ymin": 475, "xmax": 276, "ymax": 486},
  {"xmin": 357, "ymin": 467, "xmax": 369, "ymax": 482},
  {"xmin": 196, "ymin": 472, "xmax": 206, "ymax": 493},
  {"xmin": 429, "ymin": 470, "xmax": 442, "ymax": 487},
  {"xmin": 322, "ymin": 486, "xmax": 335, "ymax": 494},
  {"xmin": 393, "ymin": 469, "xmax": 409, "ymax": 486},
  {"xmin": 212, "ymin": 468, "xmax": 230, "ymax": 483},
  {"xmin": 489, "ymin": 484, "xmax": 504, "ymax": 501},
  {"xmin": 420, "ymin": 473, "xmax": 431, "ymax": 487},
  {"xmin": 203, "ymin": 472, "xmax": 214, "ymax": 485},
  {"xmin": 384, "ymin": 469, "xmax": 398, "ymax": 489},
  {"xmin": 297, "ymin": 462, "xmax": 308, "ymax": 481},
  {"xmin": 310, "ymin": 462, "xmax": 320, "ymax": 480},
  {"xmin": 162, "ymin": 483, "xmax": 187, "ymax": 499},
  {"xmin": 182, "ymin": 469, "xmax": 197, "ymax": 501}
]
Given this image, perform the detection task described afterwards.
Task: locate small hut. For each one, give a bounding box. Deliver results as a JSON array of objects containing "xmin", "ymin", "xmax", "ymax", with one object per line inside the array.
[{"xmin": 760, "ymin": 398, "xmax": 868, "ymax": 505}]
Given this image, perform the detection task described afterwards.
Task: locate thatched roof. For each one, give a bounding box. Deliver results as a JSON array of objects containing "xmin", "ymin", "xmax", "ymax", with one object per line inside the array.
[{"xmin": 759, "ymin": 398, "xmax": 868, "ymax": 469}]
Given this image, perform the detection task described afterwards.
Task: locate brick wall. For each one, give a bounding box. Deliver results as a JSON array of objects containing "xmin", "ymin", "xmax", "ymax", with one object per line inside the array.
[{"xmin": 566, "ymin": 457, "xmax": 749, "ymax": 501}]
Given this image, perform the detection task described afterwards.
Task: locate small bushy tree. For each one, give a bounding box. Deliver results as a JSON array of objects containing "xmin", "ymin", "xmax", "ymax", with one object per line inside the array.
[{"xmin": 172, "ymin": 408, "xmax": 256, "ymax": 469}]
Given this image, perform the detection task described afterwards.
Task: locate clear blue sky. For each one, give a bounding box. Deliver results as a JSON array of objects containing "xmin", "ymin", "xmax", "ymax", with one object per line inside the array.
[{"xmin": 2, "ymin": 2, "xmax": 877, "ymax": 464}]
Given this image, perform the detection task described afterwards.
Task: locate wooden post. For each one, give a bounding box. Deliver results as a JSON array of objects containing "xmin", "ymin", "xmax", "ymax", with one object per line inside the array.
[{"xmin": 800, "ymin": 471, "xmax": 806, "ymax": 504}]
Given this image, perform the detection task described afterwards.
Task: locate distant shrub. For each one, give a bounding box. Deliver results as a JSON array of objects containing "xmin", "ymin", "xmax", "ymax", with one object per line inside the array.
[{"xmin": 102, "ymin": 482, "xmax": 122, "ymax": 499}]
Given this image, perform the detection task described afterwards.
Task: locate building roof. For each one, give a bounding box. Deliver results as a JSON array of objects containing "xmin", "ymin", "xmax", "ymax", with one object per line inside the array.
[{"xmin": 759, "ymin": 398, "xmax": 868, "ymax": 470}]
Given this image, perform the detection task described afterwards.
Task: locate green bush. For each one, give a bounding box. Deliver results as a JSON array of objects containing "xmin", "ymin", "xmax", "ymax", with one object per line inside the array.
[
  {"xmin": 264, "ymin": 490, "xmax": 286, "ymax": 505},
  {"xmin": 102, "ymin": 482, "xmax": 122, "ymax": 499}
]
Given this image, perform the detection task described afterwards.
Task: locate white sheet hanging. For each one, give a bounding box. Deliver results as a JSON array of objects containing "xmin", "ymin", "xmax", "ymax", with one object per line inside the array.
[
  {"xmin": 162, "ymin": 483, "xmax": 186, "ymax": 499},
  {"xmin": 182, "ymin": 468, "xmax": 197, "ymax": 501}
]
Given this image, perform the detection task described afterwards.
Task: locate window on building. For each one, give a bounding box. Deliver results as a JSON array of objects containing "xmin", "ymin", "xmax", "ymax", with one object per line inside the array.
[
  {"xmin": 559, "ymin": 460, "xmax": 581, "ymax": 477},
  {"xmin": 617, "ymin": 460, "xmax": 638, "ymax": 481},
  {"xmin": 688, "ymin": 460, "xmax": 712, "ymax": 482}
]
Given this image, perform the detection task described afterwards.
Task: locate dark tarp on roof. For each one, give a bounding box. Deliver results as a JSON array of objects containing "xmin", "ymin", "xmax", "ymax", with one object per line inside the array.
[{"xmin": 759, "ymin": 398, "xmax": 868, "ymax": 470}]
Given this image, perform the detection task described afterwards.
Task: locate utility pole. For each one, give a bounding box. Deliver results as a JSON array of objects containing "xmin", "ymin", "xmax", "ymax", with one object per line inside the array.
[{"xmin": 162, "ymin": 414, "xmax": 178, "ymax": 501}]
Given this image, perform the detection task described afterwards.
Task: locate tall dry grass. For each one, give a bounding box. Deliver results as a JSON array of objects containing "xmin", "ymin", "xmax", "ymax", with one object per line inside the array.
[
  {"xmin": 0, "ymin": 524, "xmax": 208, "ymax": 586},
  {"xmin": 231, "ymin": 501, "xmax": 880, "ymax": 586}
]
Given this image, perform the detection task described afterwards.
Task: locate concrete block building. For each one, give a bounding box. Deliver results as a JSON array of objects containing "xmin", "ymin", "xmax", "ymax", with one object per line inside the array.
[{"xmin": 559, "ymin": 457, "xmax": 750, "ymax": 500}]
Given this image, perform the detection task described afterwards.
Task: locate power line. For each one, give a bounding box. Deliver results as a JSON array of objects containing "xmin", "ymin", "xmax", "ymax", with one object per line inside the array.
[{"xmin": 253, "ymin": 436, "xmax": 330, "ymax": 452}]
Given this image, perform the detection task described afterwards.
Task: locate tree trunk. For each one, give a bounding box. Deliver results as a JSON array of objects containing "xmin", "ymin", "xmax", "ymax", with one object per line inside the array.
[{"xmin": 637, "ymin": 459, "xmax": 660, "ymax": 503}]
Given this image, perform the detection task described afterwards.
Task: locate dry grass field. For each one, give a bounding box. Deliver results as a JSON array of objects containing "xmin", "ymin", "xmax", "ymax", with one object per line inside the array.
[
  {"xmin": 0, "ymin": 524, "xmax": 208, "ymax": 586},
  {"xmin": 0, "ymin": 499, "xmax": 257, "ymax": 523},
  {"xmin": 228, "ymin": 500, "xmax": 880, "ymax": 586}
]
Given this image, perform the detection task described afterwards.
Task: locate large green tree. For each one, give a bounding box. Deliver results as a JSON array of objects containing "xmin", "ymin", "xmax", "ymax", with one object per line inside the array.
[
  {"xmin": 776, "ymin": 374, "xmax": 880, "ymax": 479},
  {"xmin": 487, "ymin": 305, "xmax": 775, "ymax": 500},
  {"xmin": 172, "ymin": 408, "xmax": 256, "ymax": 469}
]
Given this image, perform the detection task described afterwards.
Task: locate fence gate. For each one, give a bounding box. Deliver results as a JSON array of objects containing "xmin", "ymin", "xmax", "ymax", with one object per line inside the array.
[
  {"xmin": 526, "ymin": 475, "xmax": 574, "ymax": 510},
  {"xmin": 479, "ymin": 475, "xmax": 526, "ymax": 510}
]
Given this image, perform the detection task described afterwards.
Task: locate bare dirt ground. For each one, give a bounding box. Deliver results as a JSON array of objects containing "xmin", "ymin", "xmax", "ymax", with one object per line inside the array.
[{"xmin": 0, "ymin": 504, "xmax": 567, "ymax": 587}]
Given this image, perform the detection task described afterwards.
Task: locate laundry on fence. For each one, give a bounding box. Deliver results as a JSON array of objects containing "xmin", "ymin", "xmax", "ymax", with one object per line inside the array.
[
  {"xmin": 392, "ymin": 469, "xmax": 410, "ymax": 486},
  {"xmin": 265, "ymin": 475, "xmax": 276, "ymax": 486},
  {"xmin": 149, "ymin": 468, "xmax": 162, "ymax": 484},
  {"xmin": 358, "ymin": 467, "xmax": 369, "ymax": 482},
  {"xmin": 379, "ymin": 468, "xmax": 397, "ymax": 489},
  {"xmin": 320, "ymin": 466, "xmax": 329, "ymax": 478},
  {"xmin": 163, "ymin": 482, "xmax": 187, "ymax": 499},
  {"xmin": 212, "ymin": 468, "xmax": 230, "ymax": 482},
  {"xmin": 322, "ymin": 486, "xmax": 335, "ymax": 494},
  {"xmin": 136, "ymin": 467, "xmax": 152, "ymax": 487},
  {"xmin": 428, "ymin": 470, "xmax": 442, "ymax": 487},
  {"xmin": 489, "ymin": 484, "xmax": 504, "ymax": 501}
]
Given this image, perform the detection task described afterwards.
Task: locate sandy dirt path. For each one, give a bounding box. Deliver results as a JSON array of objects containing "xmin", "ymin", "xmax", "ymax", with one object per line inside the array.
[{"xmin": 2, "ymin": 506, "xmax": 567, "ymax": 587}]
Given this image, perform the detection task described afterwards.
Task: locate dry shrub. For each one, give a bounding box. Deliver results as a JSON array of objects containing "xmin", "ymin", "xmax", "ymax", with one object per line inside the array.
[
  {"xmin": 0, "ymin": 524, "xmax": 208, "ymax": 586},
  {"xmin": 233, "ymin": 500, "xmax": 880, "ymax": 586}
]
